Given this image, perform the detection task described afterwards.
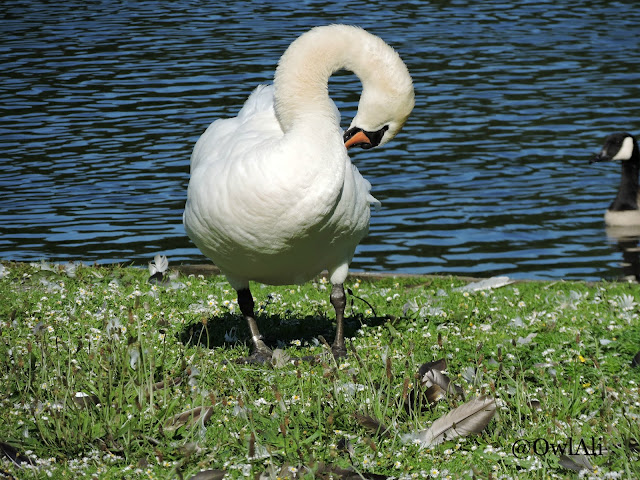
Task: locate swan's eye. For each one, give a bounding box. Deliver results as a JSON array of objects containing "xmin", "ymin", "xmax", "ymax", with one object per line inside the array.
[{"xmin": 366, "ymin": 125, "xmax": 389, "ymax": 148}]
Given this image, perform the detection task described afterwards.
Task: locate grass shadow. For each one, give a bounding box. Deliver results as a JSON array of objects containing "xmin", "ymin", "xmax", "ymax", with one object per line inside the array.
[{"xmin": 179, "ymin": 311, "xmax": 390, "ymax": 352}]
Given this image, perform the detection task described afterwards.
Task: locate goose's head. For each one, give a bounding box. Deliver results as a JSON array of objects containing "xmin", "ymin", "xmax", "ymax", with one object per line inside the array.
[
  {"xmin": 343, "ymin": 45, "xmax": 415, "ymax": 150},
  {"xmin": 591, "ymin": 132, "xmax": 638, "ymax": 163}
]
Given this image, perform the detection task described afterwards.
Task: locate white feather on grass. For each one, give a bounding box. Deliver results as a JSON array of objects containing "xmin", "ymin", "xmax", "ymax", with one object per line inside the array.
[
  {"xmin": 455, "ymin": 276, "xmax": 513, "ymax": 292},
  {"xmin": 148, "ymin": 254, "xmax": 169, "ymax": 276}
]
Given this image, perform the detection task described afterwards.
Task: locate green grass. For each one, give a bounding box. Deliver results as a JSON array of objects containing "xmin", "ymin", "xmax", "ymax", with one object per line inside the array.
[{"xmin": 1, "ymin": 260, "xmax": 639, "ymax": 479}]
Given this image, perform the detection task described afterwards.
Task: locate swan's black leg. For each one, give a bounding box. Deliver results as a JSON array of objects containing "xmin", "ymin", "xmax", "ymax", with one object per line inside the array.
[
  {"xmin": 330, "ymin": 283, "xmax": 347, "ymax": 358},
  {"xmin": 237, "ymin": 288, "xmax": 272, "ymax": 363}
]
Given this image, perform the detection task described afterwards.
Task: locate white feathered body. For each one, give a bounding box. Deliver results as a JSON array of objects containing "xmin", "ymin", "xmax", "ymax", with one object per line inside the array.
[
  {"xmin": 184, "ymin": 84, "xmax": 376, "ymax": 288},
  {"xmin": 184, "ymin": 25, "xmax": 413, "ymax": 291}
]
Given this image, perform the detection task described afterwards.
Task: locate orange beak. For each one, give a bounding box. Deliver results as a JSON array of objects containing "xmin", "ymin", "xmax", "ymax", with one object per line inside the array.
[{"xmin": 344, "ymin": 130, "xmax": 372, "ymax": 150}]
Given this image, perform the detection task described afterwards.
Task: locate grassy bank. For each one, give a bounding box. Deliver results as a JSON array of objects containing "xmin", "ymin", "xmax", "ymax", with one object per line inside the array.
[{"xmin": 0, "ymin": 260, "xmax": 639, "ymax": 479}]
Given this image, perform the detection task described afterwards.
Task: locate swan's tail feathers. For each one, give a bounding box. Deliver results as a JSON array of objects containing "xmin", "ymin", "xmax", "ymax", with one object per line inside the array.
[{"xmin": 367, "ymin": 194, "xmax": 382, "ymax": 212}]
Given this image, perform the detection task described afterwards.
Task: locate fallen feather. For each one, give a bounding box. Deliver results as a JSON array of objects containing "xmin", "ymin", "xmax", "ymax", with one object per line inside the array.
[
  {"xmin": 455, "ymin": 276, "xmax": 513, "ymax": 292},
  {"xmin": 149, "ymin": 254, "xmax": 169, "ymax": 276},
  {"xmin": 402, "ymin": 395, "xmax": 496, "ymax": 447},
  {"xmin": 517, "ymin": 332, "xmax": 537, "ymax": 345},
  {"xmin": 164, "ymin": 406, "xmax": 214, "ymax": 431}
]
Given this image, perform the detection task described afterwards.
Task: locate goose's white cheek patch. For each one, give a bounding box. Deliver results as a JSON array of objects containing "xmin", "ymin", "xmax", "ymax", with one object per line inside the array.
[{"xmin": 612, "ymin": 136, "xmax": 634, "ymax": 161}]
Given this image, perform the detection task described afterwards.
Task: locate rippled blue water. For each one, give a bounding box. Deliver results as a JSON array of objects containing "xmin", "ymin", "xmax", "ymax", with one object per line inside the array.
[{"xmin": 2, "ymin": 1, "xmax": 640, "ymax": 280}]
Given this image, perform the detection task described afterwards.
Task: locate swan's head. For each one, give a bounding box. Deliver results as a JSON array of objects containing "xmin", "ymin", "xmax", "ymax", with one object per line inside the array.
[
  {"xmin": 273, "ymin": 24, "xmax": 414, "ymax": 148},
  {"xmin": 343, "ymin": 40, "xmax": 415, "ymax": 150},
  {"xmin": 591, "ymin": 132, "xmax": 638, "ymax": 163}
]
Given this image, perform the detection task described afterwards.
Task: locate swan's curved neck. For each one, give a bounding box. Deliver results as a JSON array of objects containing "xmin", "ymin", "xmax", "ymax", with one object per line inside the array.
[{"xmin": 273, "ymin": 25, "xmax": 404, "ymax": 133}]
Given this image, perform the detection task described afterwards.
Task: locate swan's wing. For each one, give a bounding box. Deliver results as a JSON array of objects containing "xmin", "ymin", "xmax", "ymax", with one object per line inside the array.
[
  {"xmin": 236, "ymin": 84, "xmax": 277, "ymax": 121},
  {"xmin": 189, "ymin": 85, "xmax": 282, "ymax": 171},
  {"xmin": 351, "ymin": 163, "xmax": 381, "ymax": 211}
]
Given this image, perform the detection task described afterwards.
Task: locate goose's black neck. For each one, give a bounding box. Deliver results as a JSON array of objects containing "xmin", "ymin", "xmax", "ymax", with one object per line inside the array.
[{"xmin": 610, "ymin": 141, "xmax": 640, "ymax": 212}]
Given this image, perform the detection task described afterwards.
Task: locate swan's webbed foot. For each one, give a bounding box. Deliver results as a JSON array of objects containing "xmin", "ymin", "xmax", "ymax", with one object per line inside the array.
[
  {"xmin": 238, "ymin": 345, "xmax": 273, "ymax": 365},
  {"xmin": 236, "ymin": 287, "xmax": 272, "ymax": 365},
  {"xmin": 235, "ymin": 283, "xmax": 349, "ymax": 364},
  {"xmin": 331, "ymin": 343, "xmax": 347, "ymax": 359}
]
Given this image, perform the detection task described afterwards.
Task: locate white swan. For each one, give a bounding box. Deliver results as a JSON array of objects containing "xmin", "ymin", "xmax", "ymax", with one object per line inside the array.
[
  {"xmin": 591, "ymin": 132, "xmax": 640, "ymax": 226},
  {"xmin": 183, "ymin": 25, "xmax": 414, "ymax": 362}
]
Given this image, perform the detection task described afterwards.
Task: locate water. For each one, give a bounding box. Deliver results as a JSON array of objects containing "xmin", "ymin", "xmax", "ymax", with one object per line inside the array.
[{"xmin": 2, "ymin": 0, "xmax": 640, "ymax": 281}]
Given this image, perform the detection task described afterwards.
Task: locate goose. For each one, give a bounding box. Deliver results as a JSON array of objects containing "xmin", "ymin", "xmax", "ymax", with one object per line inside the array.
[
  {"xmin": 591, "ymin": 133, "xmax": 640, "ymax": 226},
  {"xmin": 183, "ymin": 25, "xmax": 414, "ymax": 363}
]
